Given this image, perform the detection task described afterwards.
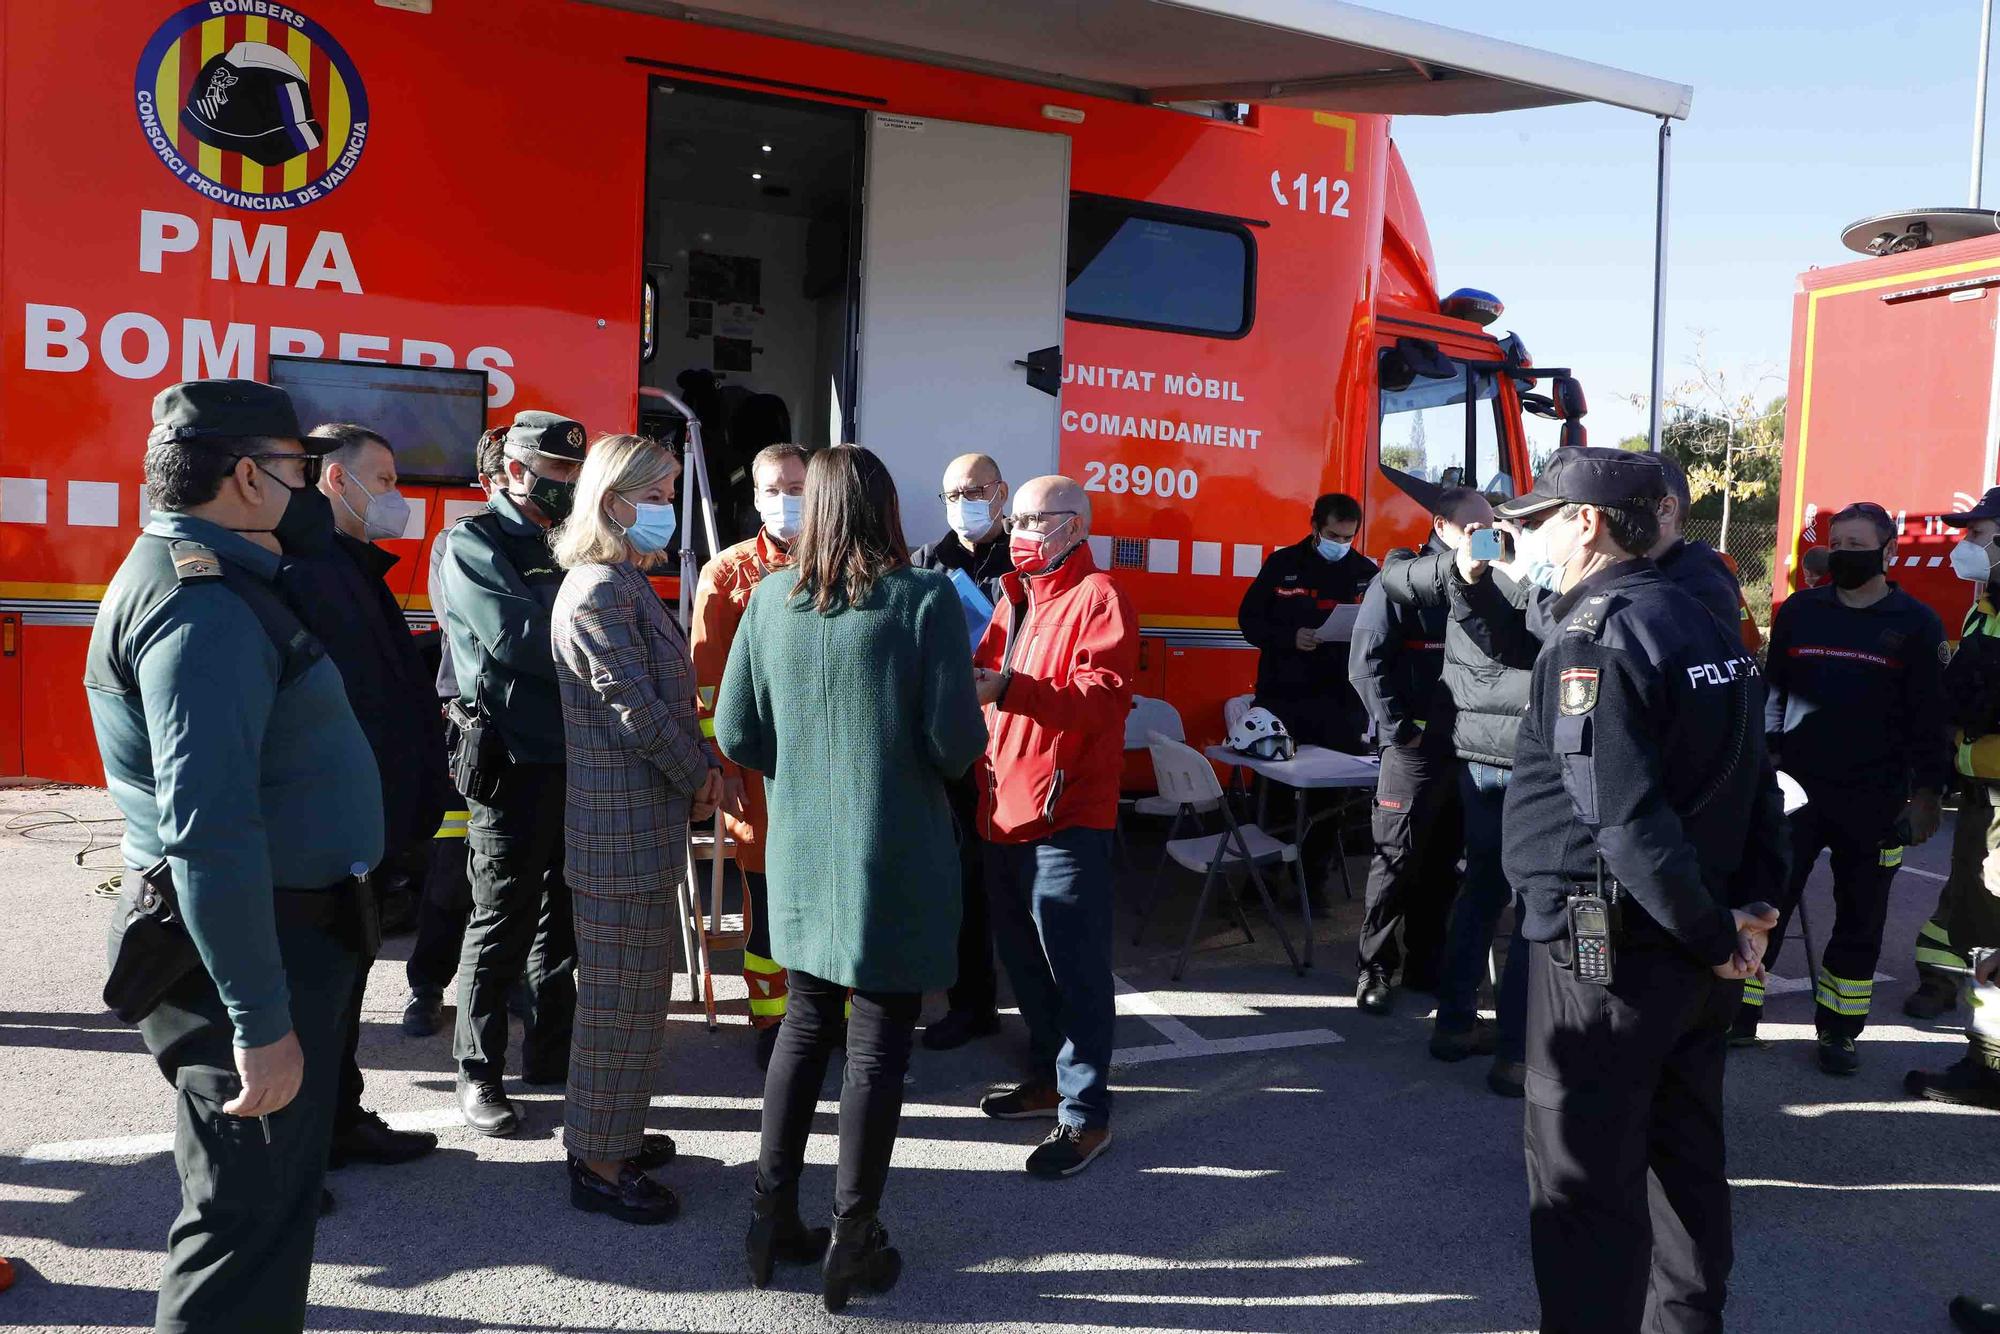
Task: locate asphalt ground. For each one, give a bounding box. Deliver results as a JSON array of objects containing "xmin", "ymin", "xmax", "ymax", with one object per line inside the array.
[{"xmin": 2, "ymin": 781, "xmax": 1997, "ymax": 1334}]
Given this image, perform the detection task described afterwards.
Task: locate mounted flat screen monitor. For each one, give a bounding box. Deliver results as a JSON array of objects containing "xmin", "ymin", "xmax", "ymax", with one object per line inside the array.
[{"xmin": 267, "ymin": 356, "xmax": 489, "ymax": 485}]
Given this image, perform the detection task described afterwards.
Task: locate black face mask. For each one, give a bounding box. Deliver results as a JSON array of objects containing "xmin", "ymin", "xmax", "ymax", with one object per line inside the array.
[
  {"xmin": 239, "ymin": 461, "xmax": 335, "ymax": 556},
  {"xmin": 1827, "ymin": 545, "xmax": 1886, "ymax": 590},
  {"xmin": 526, "ymin": 472, "xmax": 576, "ymax": 525}
]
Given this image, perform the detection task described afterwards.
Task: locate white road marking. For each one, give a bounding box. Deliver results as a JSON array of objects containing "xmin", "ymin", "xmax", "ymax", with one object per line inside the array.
[
  {"xmin": 1047, "ymin": 1291, "xmax": 1475, "ymax": 1307},
  {"xmin": 963, "ymin": 1252, "xmax": 1361, "ymax": 1273},
  {"xmin": 1140, "ymin": 1165, "xmax": 1279, "ymax": 1178},
  {"xmin": 1110, "ymin": 971, "xmax": 1343, "ymax": 1068},
  {"xmin": 1731, "ymin": 1178, "xmax": 2000, "ymax": 1192},
  {"xmin": 1782, "ymin": 1100, "xmax": 2000, "ymax": 1119},
  {"xmin": 1901, "ymin": 866, "xmax": 1947, "ymax": 881}
]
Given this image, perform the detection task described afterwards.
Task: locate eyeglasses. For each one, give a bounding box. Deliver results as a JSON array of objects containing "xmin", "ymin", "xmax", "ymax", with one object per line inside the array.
[
  {"xmin": 1005, "ymin": 510, "xmax": 1078, "ymax": 532},
  {"xmin": 241, "ymin": 452, "xmax": 322, "ymax": 486},
  {"xmin": 939, "ymin": 483, "xmax": 1001, "ymax": 504}
]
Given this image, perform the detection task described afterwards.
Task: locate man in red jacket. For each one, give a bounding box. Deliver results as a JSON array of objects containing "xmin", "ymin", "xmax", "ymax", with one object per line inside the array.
[{"xmin": 972, "ymin": 474, "xmax": 1139, "ymax": 1178}]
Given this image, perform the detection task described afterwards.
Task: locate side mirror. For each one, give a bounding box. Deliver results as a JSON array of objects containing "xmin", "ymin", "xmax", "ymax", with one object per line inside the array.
[
  {"xmin": 1560, "ymin": 420, "xmax": 1588, "ymax": 450},
  {"xmin": 1552, "ymin": 376, "xmax": 1587, "ymax": 421},
  {"xmin": 1518, "ymin": 391, "xmax": 1561, "ymax": 421}
]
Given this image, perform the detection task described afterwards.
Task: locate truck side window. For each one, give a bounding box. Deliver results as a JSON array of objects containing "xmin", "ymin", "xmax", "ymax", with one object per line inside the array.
[
  {"xmin": 1066, "ymin": 194, "xmax": 1254, "ymax": 339},
  {"xmin": 1378, "ymin": 351, "xmax": 1506, "ymax": 494}
]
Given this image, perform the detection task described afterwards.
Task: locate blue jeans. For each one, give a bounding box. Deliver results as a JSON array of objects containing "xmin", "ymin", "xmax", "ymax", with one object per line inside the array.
[
  {"xmin": 1438, "ymin": 761, "xmax": 1528, "ymax": 1063},
  {"xmin": 986, "ymin": 827, "xmax": 1116, "ymax": 1130}
]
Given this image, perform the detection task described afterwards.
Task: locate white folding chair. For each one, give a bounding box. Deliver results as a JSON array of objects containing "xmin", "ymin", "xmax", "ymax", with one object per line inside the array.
[
  {"xmin": 1117, "ymin": 697, "xmax": 1187, "ymax": 866},
  {"xmin": 1139, "ymin": 737, "xmax": 1304, "ymax": 981}
]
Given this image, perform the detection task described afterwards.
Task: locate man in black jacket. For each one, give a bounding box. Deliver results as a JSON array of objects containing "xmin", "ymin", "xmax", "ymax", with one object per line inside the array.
[
  {"xmin": 281, "ymin": 422, "xmax": 449, "ymax": 1171},
  {"xmin": 1652, "ymin": 453, "xmax": 1755, "ymax": 644},
  {"xmin": 1348, "ymin": 489, "xmax": 1470, "ymax": 1012},
  {"xmin": 1498, "ymin": 447, "xmax": 1785, "ymax": 1333},
  {"xmin": 911, "ymin": 452, "xmax": 1014, "ymax": 1050},
  {"xmin": 1380, "ymin": 490, "xmax": 1541, "ymax": 1092},
  {"xmin": 1743, "ymin": 501, "xmax": 1948, "ymax": 1072},
  {"xmin": 1238, "ymin": 493, "xmax": 1377, "ymax": 751}
]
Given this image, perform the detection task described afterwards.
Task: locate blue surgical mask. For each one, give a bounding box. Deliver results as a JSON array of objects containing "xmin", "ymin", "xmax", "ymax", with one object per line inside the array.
[
  {"xmin": 757, "ymin": 492, "xmax": 803, "ymax": 543},
  {"xmin": 618, "ymin": 500, "xmax": 678, "ymax": 554},
  {"xmin": 1316, "ymin": 537, "xmax": 1352, "ymax": 562},
  {"xmin": 1519, "ymin": 514, "xmax": 1577, "ymax": 593}
]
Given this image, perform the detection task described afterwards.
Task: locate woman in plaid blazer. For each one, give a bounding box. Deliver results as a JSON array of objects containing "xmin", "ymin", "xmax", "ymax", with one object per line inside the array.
[{"xmin": 550, "ymin": 434, "xmax": 722, "ymax": 1225}]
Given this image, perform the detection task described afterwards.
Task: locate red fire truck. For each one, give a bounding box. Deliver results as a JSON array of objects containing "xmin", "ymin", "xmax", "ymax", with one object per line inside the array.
[
  {"xmin": 0, "ymin": 0, "xmax": 1689, "ymax": 783},
  {"xmin": 1776, "ymin": 208, "xmax": 2000, "ymax": 624}
]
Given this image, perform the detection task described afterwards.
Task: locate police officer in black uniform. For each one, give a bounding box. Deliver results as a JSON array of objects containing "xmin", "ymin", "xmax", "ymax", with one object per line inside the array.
[
  {"xmin": 438, "ymin": 410, "xmax": 586, "ymax": 1136},
  {"xmin": 1238, "ymin": 492, "xmax": 1378, "ymax": 750},
  {"xmin": 1497, "ymin": 448, "xmax": 1786, "ymax": 1334}
]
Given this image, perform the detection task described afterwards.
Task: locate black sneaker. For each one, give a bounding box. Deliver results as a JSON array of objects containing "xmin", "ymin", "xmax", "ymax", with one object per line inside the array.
[
  {"xmin": 330, "ymin": 1109, "xmax": 438, "ymax": 1168},
  {"xmin": 1904, "ymin": 977, "xmax": 1961, "ymax": 1021},
  {"xmin": 979, "ymin": 1081, "xmax": 1061, "ymax": 1120},
  {"xmin": 1429, "ymin": 1020, "xmax": 1497, "ymax": 1063},
  {"xmin": 568, "ymin": 1157, "xmax": 679, "ymax": 1225},
  {"xmin": 1025, "ymin": 1123, "xmax": 1112, "ymax": 1178},
  {"xmin": 1356, "ymin": 967, "xmax": 1393, "ymax": 1016},
  {"xmin": 1816, "ymin": 1034, "xmax": 1860, "ymax": 1076},
  {"xmin": 921, "ymin": 1009, "xmax": 1002, "ymax": 1051},
  {"xmin": 401, "ymin": 988, "xmax": 443, "ymax": 1037},
  {"xmin": 1727, "ymin": 1007, "xmax": 1766, "ymax": 1050},
  {"xmin": 1906, "ymin": 1056, "xmax": 2000, "ymax": 1110}
]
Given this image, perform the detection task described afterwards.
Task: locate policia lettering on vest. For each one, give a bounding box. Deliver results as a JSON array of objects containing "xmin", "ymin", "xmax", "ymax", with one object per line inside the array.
[
  {"xmin": 85, "ymin": 379, "xmax": 385, "ymax": 1332},
  {"xmin": 1495, "ymin": 448, "xmax": 1786, "ymax": 1334}
]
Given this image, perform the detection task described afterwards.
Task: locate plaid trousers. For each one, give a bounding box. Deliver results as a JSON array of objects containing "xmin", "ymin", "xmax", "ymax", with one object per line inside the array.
[{"xmin": 564, "ymin": 888, "xmax": 677, "ymax": 1162}]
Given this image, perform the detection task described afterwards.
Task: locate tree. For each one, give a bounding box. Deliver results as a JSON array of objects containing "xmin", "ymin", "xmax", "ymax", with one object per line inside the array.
[{"xmin": 1626, "ymin": 334, "xmax": 1785, "ymax": 555}]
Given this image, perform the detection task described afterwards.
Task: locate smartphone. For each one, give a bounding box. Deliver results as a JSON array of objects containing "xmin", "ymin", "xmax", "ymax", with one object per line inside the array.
[{"xmin": 1468, "ymin": 527, "xmax": 1509, "ymax": 562}]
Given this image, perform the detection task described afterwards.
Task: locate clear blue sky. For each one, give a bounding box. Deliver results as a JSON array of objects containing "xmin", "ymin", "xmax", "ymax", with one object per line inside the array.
[{"xmin": 1373, "ymin": 1, "xmax": 1997, "ymax": 445}]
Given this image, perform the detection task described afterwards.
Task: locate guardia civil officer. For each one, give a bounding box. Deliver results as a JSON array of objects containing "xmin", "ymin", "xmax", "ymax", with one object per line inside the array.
[
  {"xmin": 439, "ymin": 410, "xmax": 586, "ymax": 1136},
  {"xmin": 85, "ymin": 380, "xmax": 384, "ymax": 1333},
  {"xmin": 1737, "ymin": 501, "xmax": 1947, "ymax": 1072},
  {"xmin": 1497, "ymin": 447, "xmax": 1786, "ymax": 1334}
]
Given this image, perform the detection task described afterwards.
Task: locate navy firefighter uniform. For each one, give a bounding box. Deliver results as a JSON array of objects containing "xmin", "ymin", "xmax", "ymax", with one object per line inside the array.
[
  {"xmin": 1349, "ymin": 537, "xmax": 1458, "ymax": 990},
  {"xmin": 1746, "ymin": 582, "xmax": 1949, "ymax": 1043},
  {"xmin": 1238, "ymin": 536, "xmax": 1379, "ymax": 750},
  {"xmin": 1499, "ymin": 449, "xmax": 1787, "ymax": 1334}
]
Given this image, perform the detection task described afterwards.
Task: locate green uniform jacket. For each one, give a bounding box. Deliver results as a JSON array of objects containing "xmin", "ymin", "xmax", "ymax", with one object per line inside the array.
[
  {"xmin": 714, "ymin": 566, "xmax": 987, "ymax": 992},
  {"xmin": 84, "ymin": 514, "xmax": 384, "ymax": 1048},
  {"xmin": 438, "ymin": 494, "xmax": 566, "ymax": 765}
]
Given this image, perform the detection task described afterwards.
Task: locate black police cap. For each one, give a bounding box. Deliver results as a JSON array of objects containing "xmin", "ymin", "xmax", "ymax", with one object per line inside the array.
[
  {"xmin": 146, "ymin": 379, "xmax": 316, "ymax": 451},
  {"xmin": 505, "ymin": 410, "xmax": 588, "ymax": 463},
  {"xmin": 1945, "ymin": 486, "xmax": 2000, "ymax": 527},
  {"xmin": 1495, "ymin": 446, "xmax": 1667, "ymax": 521}
]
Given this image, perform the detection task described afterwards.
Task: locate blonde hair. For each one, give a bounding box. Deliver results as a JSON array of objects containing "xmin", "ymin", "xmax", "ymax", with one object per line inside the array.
[{"xmin": 552, "ymin": 433, "xmax": 677, "ymax": 569}]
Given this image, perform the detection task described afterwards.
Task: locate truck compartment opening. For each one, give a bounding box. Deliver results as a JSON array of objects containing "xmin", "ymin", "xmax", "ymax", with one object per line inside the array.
[{"xmin": 641, "ymin": 81, "xmax": 860, "ymax": 545}]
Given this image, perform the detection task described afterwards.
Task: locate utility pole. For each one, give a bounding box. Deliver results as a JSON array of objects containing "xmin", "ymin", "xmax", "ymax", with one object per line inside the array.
[{"xmin": 1976, "ymin": 0, "xmax": 1995, "ymax": 206}]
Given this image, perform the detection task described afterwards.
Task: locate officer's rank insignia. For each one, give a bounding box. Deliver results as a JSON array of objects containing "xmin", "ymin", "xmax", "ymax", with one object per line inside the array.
[
  {"xmin": 1559, "ymin": 667, "xmax": 1600, "ymax": 715},
  {"xmin": 171, "ymin": 548, "xmax": 221, "ymax": 580}
]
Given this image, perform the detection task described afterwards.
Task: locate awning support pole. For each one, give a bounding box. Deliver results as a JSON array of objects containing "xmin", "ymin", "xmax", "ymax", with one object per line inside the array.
[
  {"xmin": 1648, "ymin": 116, "xmax": 1672, "ymax": 452},
  {"xmin": 1973, "ymin": 0, "xmax": 1994, "ymax": 207}
]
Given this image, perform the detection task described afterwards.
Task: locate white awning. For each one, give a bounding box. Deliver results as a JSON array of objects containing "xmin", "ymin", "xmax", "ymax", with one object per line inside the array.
[{"xmin": 617, "ymin": 0, "xmax": 1691, "ymax": 120}]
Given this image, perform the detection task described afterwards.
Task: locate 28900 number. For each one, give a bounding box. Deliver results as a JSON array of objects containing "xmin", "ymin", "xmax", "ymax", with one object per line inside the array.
[{"xmin": 1082, "ymin": 461, "xmax": 1199, "ymax": 499}]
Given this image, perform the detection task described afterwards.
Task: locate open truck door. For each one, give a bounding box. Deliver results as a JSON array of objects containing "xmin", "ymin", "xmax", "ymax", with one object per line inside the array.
[{"xmin": 856, "ymin": 113, "xmax": 1071, "ymax": 537}]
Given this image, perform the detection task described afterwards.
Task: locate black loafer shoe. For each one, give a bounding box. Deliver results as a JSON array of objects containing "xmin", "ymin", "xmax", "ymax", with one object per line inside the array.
[
  {"xmin": 921, "ymin": 1009, "xmax": 1002, "ymax": 1051},
  {"xmin": 457, "ymin": 1076, "xmax": 519, "ymax": 1137},
  {"xmin": 400, "ymin": 989, "xmax": 443, "ymax": 1038},
  {"xmin": 1356, "ymin": 968, "xmax": 1393, "ymax": 1016},
  {"xmin": 331, "ymin": 1109, "xmax": 439, "ymax": 1168},
  {"xmin": 633, "ymin": 1133, "xmax": 676, "ymax": 1171},
  {"xmin": 568, "ymin": 1157, "xmax": 679, "ymax": 1225}
]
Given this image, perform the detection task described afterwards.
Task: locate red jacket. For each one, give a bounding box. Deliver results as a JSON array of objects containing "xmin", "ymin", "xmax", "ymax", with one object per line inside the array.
[{"xmin": 974, "ymin": 544, "xmax": 1139, "ymax": 843}]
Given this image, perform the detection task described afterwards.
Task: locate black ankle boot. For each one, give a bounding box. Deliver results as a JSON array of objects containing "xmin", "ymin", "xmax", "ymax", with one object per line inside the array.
[
  {"xmin": 821, "ymin": 1210, "xmax": 901, "ymax": 1313},
  {"xmin": 746, "ymin": 1179, "xmax": 831, "ymax": 1289}
]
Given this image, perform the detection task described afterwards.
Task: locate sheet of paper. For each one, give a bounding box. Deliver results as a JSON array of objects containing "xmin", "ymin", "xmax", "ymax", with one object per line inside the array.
[{"xmin": 1313, "ymin": 603, "xmax": 1361, "ymax": 642}]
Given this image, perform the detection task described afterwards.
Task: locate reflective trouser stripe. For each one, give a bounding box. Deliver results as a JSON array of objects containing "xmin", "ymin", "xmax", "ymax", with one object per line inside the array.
[
  {"xmin": 434, "ymin": 810, "xmax": 469, "ymax": 840},
  {"xmin": 700, "ymin": 716, "xmax": 718, "ymax": 738},
  {"xmin": 1815, "ymin": 967, "xmax": 1874, "ymax": 1016},
  {"xmin": 1917, "ymin": 918, "xmax": 1970, "ymax": 971},
  {"xmin": 698, "ymin": 686, "xmax": 717, "ymax": 708},
  {"xmin": 745, "ymin": 951, "xmax": 787, "ymax": 1018},
  {"xmin": 1879, "ymin": 845, "xmax": 1904, "ymax": 868},
  {"xmin": 1741, "ymin": 976, "xmax": 1766, "ymax": 1008}
]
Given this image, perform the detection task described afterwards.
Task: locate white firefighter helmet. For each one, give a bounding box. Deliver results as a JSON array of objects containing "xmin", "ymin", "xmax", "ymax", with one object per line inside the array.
[{"xmin": 1227, "ymin": 706, "xmax": 1295, "ymax": 761}]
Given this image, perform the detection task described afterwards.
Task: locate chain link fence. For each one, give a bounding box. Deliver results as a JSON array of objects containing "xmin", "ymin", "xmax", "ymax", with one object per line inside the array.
[{"xmin": 1683, "ymin": 516, "xmax": 1778, "ymax": 629}]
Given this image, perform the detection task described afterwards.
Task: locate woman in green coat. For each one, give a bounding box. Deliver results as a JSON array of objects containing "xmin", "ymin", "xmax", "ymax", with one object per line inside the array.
[{"xmin": 714, "ymin": 444, "xmax": 986, "ymax": 1312}]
